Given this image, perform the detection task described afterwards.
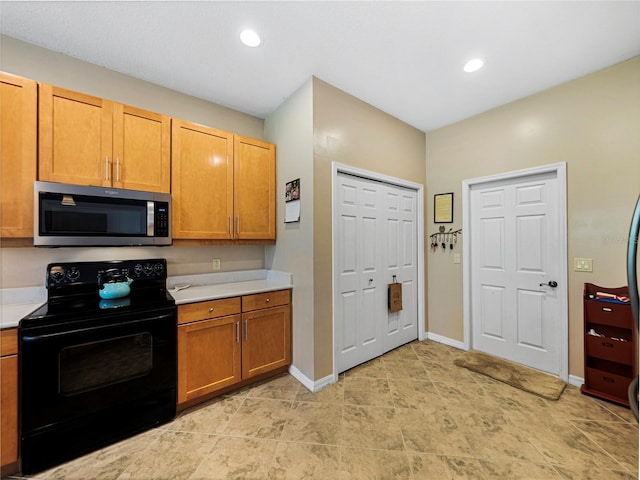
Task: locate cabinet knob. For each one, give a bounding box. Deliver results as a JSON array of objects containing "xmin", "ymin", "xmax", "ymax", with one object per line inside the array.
[
  {"xmin": 209, "ymin": 307, "xmax": 214, "ymax": 313},
  {"xmin": 266, "ymin": 298, "xmax": 270, "ymax": 303}
]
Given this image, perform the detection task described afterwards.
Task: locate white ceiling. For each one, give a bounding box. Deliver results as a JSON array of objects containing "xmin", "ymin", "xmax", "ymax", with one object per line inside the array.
[{"xmin": 1, "ymin": 1, "xmax": 639, "ymax": 132}]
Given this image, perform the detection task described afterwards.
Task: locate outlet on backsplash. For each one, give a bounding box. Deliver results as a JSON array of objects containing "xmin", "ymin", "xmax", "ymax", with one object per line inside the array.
[{"xmin": 212, "ymin": 258, "xmax": 221, "ymax": 271}]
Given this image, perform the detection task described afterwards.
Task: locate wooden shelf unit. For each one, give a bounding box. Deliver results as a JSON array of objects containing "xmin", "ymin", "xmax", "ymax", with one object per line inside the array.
[{"xmin": 581, "ymin": 283, "xmax": 637, "ymax": 407}]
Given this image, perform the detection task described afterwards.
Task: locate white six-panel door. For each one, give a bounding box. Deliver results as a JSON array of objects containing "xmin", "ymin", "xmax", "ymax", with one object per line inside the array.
[
  {"xmin": 382, "ymin": 184, "xmax": 418, "ymax": 353},
  {"xmin": 470, "ymin": 171, "xmax": 562, "ymax": 375},
  {"xmin": 335, "ymin": 172, "xmax": 418, "ymax": 374}
]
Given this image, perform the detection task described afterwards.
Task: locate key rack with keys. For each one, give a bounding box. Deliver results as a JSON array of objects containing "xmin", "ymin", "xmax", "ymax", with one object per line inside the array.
[{"xmin": 429, "ymin": 226, "xmax": 462, "ymax": 252}]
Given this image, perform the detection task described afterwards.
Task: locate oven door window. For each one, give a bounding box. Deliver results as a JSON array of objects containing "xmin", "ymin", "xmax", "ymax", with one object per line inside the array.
[{"xmin": 59, "ymin": 333, "xmax": 153, "ymax": 396}]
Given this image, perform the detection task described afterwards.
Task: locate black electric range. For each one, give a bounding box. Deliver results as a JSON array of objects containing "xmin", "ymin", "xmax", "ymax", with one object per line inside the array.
[{"xmin": 19, "ymin": 259, "xmax": 177, "ymax": 475}]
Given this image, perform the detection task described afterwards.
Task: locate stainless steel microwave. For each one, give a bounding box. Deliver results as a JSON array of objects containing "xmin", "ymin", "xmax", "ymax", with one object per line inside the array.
[{"xmin": 34, "ymin": 181, "xmax": 171, "ymax": 247}]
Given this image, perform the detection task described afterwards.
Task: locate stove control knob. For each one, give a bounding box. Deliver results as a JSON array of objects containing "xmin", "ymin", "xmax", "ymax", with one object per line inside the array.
[
  {"xmin": 66, "ymin": 268, "xmax": 80, "ymax": 281},
  {"xmin": 143, "ymin": 264, "xmax": 153, "ymax": 275},
  {"xmin": 153, "ymin": 263, "xmax": 164, "ymax": 275},
  {"xmin": 49, "ymin": 266, "xmax": 65, "ymax": 283}
]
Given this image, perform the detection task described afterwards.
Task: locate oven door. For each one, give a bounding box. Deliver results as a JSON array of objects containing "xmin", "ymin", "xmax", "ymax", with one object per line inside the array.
[{"xmin": 20, "ymin": 306, "xmax": 176, "ymax": 474}]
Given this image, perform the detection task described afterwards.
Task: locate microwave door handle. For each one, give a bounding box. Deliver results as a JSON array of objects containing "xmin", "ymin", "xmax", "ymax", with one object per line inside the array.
[{"xmin": 147, "ymin": 202, "xmax": 154, "ymax": 236}]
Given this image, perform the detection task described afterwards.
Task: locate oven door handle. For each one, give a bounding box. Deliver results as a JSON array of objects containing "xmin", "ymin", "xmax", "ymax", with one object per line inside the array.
[{"xmin": 20, "ymin": 312, "xmax": 175, "ymax": 342}]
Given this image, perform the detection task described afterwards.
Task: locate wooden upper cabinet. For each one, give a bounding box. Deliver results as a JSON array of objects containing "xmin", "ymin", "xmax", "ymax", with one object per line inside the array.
[
  {"xmin": 39, "ymin": 84, "xmax": 113, "ymax": 187},
  {"xmin": 112, "ymin": 104, "xmax": 171, "ymax": 193},
  {"xmin": 1, "ymin": 73, "xmax": 37, "ymax": 238},
  {"xmin": 39, "ymin": 84, "xmax": 170, "ymax": 193},
  {"xmin": 233, "ymin": 135, "xmax": 276, "ymax": 240},
  {"xmin": 171, "ymin": 119, "xmax": 234, "ymax": 239}
]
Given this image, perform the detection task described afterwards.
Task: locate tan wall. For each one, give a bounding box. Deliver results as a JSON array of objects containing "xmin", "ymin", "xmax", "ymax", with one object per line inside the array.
[
  {"xmin": 264, "ymin": 79, "xmax": 315, "ymax": 380},
  {"xmin": 0, "ymin": 36, "xmax": 266, "ymax": 288},
  {"xmin": 1, "ymin": 245, "xmax": 265, "ymax": 288},
  {"xmin": 425, "ymin": 57, "xmax": 640, "ymax": 378},
  {"xmin": 312, "ymin": 78, "xmax": 427, "ymax": 379}
]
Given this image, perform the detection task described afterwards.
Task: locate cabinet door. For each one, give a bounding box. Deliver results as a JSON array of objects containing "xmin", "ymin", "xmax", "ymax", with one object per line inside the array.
[
  {"xmin": 39, "ymin": 84, "xmax": 113, "ymax": 187},
  {"xmin": 242, "ymin": 305, "xmax": 291, "ymax": 379},
  {"xmin": 178, "ymin": 315, "xmax": 241, "ymax": 404},
  {"xmin": 0, "ymin": 73, "xmax": 36, "ymax": 238},
  {"xmin": 172, "ymin": 120, "xmax": 234, "ymax": 239},
  {"xmin": 233, "ymin": 135, "xmax": 276, "ymax": 240},
  {"xmin": 112, "ymin": 104, "xmax": 171, "ymax": 193},
  {"xmin": 0, "ymin": 354, "xmax": 18, "ymax": 467}
]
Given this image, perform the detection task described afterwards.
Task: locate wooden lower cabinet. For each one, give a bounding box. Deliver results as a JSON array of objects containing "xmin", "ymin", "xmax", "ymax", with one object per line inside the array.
[
  {"xmin": 177, "ymin": 289, "xmax": 291, "ymax": 408},
  {"xmin": 242, "ymin": 305, "xmax": 291, "ymax": 379},
  {"xmin": 1, "ymin": 328, "xmax": 19, "ymax": 475},
  {"xmin": 178, "ymin": 315, "xmax": 241, "ymax": 404}
]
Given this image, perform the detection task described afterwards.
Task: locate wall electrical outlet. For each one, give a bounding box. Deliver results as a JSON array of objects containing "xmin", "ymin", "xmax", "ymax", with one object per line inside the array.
[
  {"xmin": 212, "ymin": 258, "xmax": 221, "ymax": 271},
  {"xmin": 573, "ymin": 257, "xmax": 593, "ymax": 272},
  {"xmin": 453, "ymin": 253, "xmax": 461, "ymax": 264}
]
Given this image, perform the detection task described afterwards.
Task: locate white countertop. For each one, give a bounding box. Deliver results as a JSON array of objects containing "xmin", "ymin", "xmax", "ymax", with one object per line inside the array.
[
  {"xmin": 0, "ymin": 270, "xmax": 293, "ymax": 329},
  {"xmin": 167, "ymin": 269, "xmax": 292, "ymax": 305},
  {"xmin": 0, "ymin": 286, "xmax": 47, "ymax": 329}
]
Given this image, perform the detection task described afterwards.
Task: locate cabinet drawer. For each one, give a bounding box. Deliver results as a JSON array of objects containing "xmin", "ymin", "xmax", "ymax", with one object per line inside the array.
[
  {"xmin": 0, "ymin": 328, "xmax": 18, "ymax": 357},
  {"xmin": 585, "ymin": 367, "xmax": 632, "ymax": 400},
  {"xmin": 178, "ymin": 297, "xmax": 241, "ymax": 325},
  {"xmin": 242, "ymin": 289, "xmax": 290, "ymax": 312},
  {"xmin": 586, "ymin": 335, "xmax": 633, "ymax": 364},
  {"xmin": 585, "ymin": 301, "xmax": 632, "ymax": 328}
]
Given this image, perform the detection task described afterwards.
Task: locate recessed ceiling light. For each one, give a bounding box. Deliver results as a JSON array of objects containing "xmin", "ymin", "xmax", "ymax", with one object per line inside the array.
[
  {"xmin": 240, "ymin": 29, "xmax": 262, "ymax": 47},
  {"xmin": 463, "ymin": 58, "xmax": 486, "ymax": 73}
]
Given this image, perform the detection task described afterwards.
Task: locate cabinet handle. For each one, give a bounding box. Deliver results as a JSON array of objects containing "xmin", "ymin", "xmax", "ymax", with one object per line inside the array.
[
  {"xmin": 603, "ymin": 377, "xmax": 615, "ymax": 383},
  {"xmin": 229, "ymin": 216, "xmax": 233, "ymax": 235},
  {"xmin": 266, "ymin": 298, "xmax": 270, "ymax": 303},
  {"xmin": 236, "ymin": 216, "xmax": 240, "ymax": 235},
  {"xmin": 602, "ymin": 307, "xmax": 613, "ymax": 312},
  {"xmin": 235, "ymin": 321, "xmax": 240, "ymax": 343},
  {"xmin": 116, "ymin": 157, "xmax": 121, "ymax": 182},
  {"xmin": 209, "ymin": 307, "xmax": 214, "ymax": 313},
  {"xmin": 601, "ymin": 341, "xmax": 614, "ymax": 348},
  {"xmin": 104, "ymin": 156, "xmax": 110, "ymax": 181},
  {"xmin": 244, "ymin": 319, "xmax": 248, "ymax": 341}
]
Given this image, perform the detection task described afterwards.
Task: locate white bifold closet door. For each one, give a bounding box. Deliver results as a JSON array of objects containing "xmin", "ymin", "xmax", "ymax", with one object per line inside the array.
[{"xmin": 335, "ymin": 172, "xmax": 418, "ymax": 374}]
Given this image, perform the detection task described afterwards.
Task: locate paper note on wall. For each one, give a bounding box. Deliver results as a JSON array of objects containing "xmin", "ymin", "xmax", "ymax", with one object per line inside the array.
[{"xmin": 285, "ymin": 200, "xmax": 301, "ymax": 223}]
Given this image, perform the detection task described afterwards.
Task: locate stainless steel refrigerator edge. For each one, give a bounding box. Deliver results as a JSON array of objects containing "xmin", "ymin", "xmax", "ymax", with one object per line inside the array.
[{"xmin": 626, "ymin": 195, "xmax": 640, "ymax": 420}]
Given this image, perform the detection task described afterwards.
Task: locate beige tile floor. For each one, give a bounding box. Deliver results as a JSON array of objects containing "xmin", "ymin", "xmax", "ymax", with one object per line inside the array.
[{"xmin": 8, "ymin": 340, "xmax": 639, "ymax": 480}]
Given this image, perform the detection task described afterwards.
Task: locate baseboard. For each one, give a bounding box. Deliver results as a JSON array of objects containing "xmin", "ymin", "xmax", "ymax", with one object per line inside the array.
[
  {"xmin": 568, "ymin": 374, "xmax": 584, "ymax": 388},
  {"xmin": 426, "ymin": 332, "xmax": 467, "ymax": 350},
  {"xmin": 288, "ymin": 364, "xmax": 335, "ymax": 393}
]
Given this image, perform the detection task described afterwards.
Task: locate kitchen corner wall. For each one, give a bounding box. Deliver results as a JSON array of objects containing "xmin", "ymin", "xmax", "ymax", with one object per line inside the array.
[
  {"xmin": 264, "ymin": 79, "xmax": 315, "ymax": 380},
  {"xmin": 266, "ymin": 77, "xmax": 426, "ymax": 383},
  {"xmin": 312, "ymin": 78, "xmax": 427, "ymax": 379},
  {"xmin": 0, "ymin": 35, "xmax": 266, "ymax": 288},
  {"xmin": 425, "ymin": 56, "xmax": 640, "ymax": 378}
]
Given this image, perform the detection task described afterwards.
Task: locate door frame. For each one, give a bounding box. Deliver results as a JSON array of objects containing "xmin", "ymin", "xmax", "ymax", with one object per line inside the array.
[
  {"xmin": 462, "ymin": 162, "xmax": 568, "ymax": 381},
  {"xmin": 331, "ymin": 162, "xmax": 425, "ymax": 382}
]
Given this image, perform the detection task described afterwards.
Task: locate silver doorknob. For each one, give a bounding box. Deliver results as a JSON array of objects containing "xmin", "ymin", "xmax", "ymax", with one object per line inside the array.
[{"xmin": 540, "ymin": 281, "xmax": 558, "ymax": 288}]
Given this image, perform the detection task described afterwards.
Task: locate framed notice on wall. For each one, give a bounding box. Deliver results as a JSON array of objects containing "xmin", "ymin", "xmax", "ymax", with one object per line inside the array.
[
  {"xmin": 434, "ymin": 192, "xmax": 453, "ymax": 223},
  {"xmin": 285, "ymin": 178, "xmax": 300, "ymax": 223}
]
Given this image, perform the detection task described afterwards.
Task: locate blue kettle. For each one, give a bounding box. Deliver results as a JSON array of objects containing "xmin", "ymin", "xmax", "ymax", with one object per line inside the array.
[{"xmin": 98, "ymin": 269, "xmax": 133, "ymax": 299}]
